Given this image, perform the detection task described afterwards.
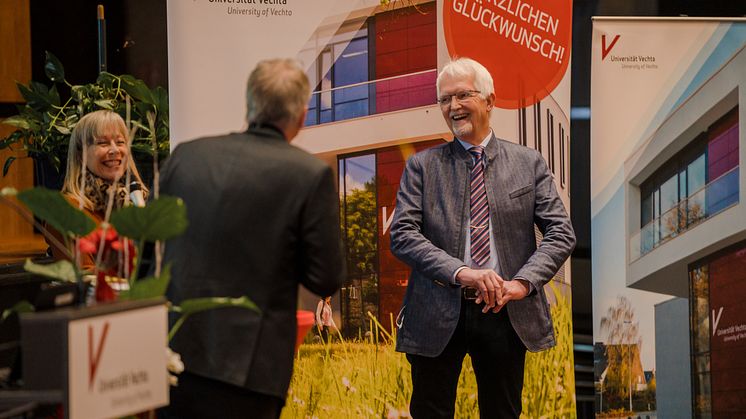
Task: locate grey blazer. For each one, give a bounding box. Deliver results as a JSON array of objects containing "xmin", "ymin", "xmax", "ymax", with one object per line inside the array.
[
  {"xmin": 162, "ymin": 125, "xmax": 345, "ymax": 398},
  {"xmin": 390, "ymin": 135, "xmax": 575, "ymax": 356}
]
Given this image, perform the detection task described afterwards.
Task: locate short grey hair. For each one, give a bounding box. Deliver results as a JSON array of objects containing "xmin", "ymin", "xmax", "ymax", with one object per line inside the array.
[
  {"xmin": 246, "ymin": 58, "xmax": 311, "ymax": 127},
  {"xmin": 436, "ymin": 57, "xmax": 494, "ymax": 99}
]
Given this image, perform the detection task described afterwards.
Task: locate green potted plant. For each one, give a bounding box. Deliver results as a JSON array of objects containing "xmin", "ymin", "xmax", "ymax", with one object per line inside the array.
[{"xmin": 0, "ymin": 51, "xmax": 169, "ymax": 188}]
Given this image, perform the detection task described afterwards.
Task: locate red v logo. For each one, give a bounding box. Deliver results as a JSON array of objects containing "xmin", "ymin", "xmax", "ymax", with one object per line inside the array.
[
  {"xmin": 601, "ymin": 34, "xmax": 620, "ymax": 60},
  {"xmin": 88, "ymin": 322, "xmax": 110, "ymax": 391}
]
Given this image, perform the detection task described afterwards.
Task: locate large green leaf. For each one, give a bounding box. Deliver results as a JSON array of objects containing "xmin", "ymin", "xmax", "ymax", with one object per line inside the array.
[
  {"xmin": 94, "ymin": 99, "xmax": 116, "ymax": 110},
  {"xmin": 110, "ymin": 195, "xmax": 187, "ymax": 241},
  {"xmin": 96, "ymin": 71, "xmax": 118, "ymax": 87},
  {"xmin": 53, "ymin": 125, "xmax": 71, "ymax": 135},
  {"xmin": 16, "ymin": 187, "xmax": 96, "ymax": 236},
  {"xmin": 48, "ymin": 85, "xmax": 61, "ymax": 107},
  {"xmin": 24, "ymin": 258, "xmax": 77, "ymax": 283},
  {"xmin": 121, "ymin": 75, "xmax": 154, "ymax": 104},
  {"xmin": 17, "ymin": 83, "xmax": 53, "ymax": 112},
  {"xmin": 2, "ymin": 115, "xmax": 31, "ymax": 130},
  {"xmin": 174, "ymin": 296, "xmax": 260, "ymax": 317},
  {"xmin": 119, "ymin": 264, "xmax": 171, "ymax": 300},
  {"xmin": 44, "ymin": 51, "xmax": 66, "ymax": 82},
  {"xmin": 2, "ymin": 301, "xmax": 35, "ymax": 322},
  {"xmin": 169, "ymin": 296, "xmax": 259, "ymax": 341},
  {"xmin": 3, "ymin": 157, "xmax": 16, "ymax": 176},
  {"xmin": 154, "ymin": 86, "xmax": 169, "ymax": 115}
]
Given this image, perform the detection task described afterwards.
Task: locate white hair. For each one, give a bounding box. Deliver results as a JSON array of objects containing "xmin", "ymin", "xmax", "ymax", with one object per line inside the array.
[
  {"xmin": 245, "ymin": 58, "xmax": 311, "ymax": 128},
  {"xmin": 436, "ymin": 57, "xmax": 494, "ymax": 99}
]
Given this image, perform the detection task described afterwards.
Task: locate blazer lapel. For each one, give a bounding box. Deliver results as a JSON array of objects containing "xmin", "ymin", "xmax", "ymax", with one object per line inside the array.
[
  {"xmin": 483, "ymin": 135, "xmax": 511, "ymax": 278},
  {"xmin": 448, "ymin": 140, "xmax": 473, "ymax": 258}
]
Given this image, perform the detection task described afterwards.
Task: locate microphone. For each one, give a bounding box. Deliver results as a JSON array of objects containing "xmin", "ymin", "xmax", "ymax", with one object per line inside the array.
[{"xmin": 129, "ymin": 182, "xmax": 146, "ymax": 207}]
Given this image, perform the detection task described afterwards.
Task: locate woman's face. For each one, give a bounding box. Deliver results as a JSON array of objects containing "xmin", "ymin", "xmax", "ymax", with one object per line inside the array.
[{"xmin": 86, "ymin": 125, "xmax": 128, "ymax": 182}]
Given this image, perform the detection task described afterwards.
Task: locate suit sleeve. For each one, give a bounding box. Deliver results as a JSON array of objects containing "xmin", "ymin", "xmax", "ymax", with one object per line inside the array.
[
  {"xmin": 390, "ymin": 155, "xmax": 465, "ymax": 284},
  {"xmin": 298, "ymin": 165, "xmax": 346, "ymax": 297},
  {"xmin": 158, "ymin": 144, "xmax": 182, "ymax": 194},
  {"xmin": 513, "ymin": 152, "xmax": 576, "ymax": 290}
]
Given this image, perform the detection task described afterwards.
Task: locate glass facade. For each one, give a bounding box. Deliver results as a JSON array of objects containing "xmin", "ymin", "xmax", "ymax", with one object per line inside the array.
[
  {"xmin": 306, "ymin": 26, "xmax": 370, "ymax": 126},
  {"xmin": 690, "ymin": 264, "xmax": 711, "ymax": 418},
  {"xmin": 338, "ymin": 153, "xmax": 378, "ymax": 336},
  {"xmin": 303, "ymin": 3, "xmax": 438, "ymax": 127},
  {"xmin": 639, "ymin": 107, "xmax": 739, "ymax": 256},
  {"xmin": 336, "ymin": 140, "xmax": 444, "ymax": 337}
]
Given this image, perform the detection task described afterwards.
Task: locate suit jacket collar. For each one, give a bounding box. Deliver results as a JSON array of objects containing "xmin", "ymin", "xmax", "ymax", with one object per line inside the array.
[
  {"xmin": 483, "ymin": 132, "xmax": 501, "ymax": 164},
  {"xmin": 449, "ymin": 131, "xmax": 501, "ymax": 165},
  {"xmin": 247, "ymin": 122, "xmax": 287, "ymax": 141}
]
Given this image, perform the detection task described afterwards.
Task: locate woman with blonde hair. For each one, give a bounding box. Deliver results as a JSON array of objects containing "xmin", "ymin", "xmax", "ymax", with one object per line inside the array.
[{"xmin": 48, "ymin": 109, "xmax": 149, "ymax": 269}]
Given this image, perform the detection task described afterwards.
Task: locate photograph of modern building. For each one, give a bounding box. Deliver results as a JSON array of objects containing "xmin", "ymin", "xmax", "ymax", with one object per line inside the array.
[
  {"xmin": 624, "ymin": 45, "xmax": 744, "ymax": 418},
  {"xmin": 291, "ymin": 0, "xmax": 573, "ymax": 337}
]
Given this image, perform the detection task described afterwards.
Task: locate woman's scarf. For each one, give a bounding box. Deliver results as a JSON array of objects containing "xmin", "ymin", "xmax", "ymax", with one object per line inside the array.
[{"xmin": 84, "ymin": 170, "xmax": 148, "ymax": 213}]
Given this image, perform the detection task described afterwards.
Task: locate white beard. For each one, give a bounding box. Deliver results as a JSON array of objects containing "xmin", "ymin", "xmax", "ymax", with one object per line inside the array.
[{"xmin": 451, "ymin": 120, "xmax": 473, "ymax": 139}]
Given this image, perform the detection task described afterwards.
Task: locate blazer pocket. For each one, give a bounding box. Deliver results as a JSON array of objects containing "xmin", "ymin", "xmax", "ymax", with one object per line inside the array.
[{"xmin": 509, "ymin": 184, "xmax": 534, "ymax": 199}]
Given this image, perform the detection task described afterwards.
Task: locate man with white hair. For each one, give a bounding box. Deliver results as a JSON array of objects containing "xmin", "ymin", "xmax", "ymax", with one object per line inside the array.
[
  {"xmin": 161, "ymin": 58, "xmax": 345, "ymax": 418},
  {"xmin": 390, "ymin": 57, "xmax": 575, "ymax": 418}
]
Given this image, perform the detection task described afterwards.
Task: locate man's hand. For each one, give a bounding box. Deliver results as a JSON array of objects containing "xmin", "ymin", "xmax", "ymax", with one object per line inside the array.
[
  {"xmin": 456, "ymin": 268, "xmax": 503, "ymax": 312},
  {"xmin": 497, "ymin": 279, "xmax": 530, "ymax": 307},
  {"xmin": 475, "ymin": 277, "xmax": 531, "ymax": 314}
]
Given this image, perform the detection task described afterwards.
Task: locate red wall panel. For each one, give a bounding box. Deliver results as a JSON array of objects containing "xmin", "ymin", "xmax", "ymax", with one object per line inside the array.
[
  {"xmin": 374, "ymin": 2, "xmax": 437, "ymax": 113},
  {"xmin": 709, "ymin": 245, "xmax": 746, "ymax": 416}
]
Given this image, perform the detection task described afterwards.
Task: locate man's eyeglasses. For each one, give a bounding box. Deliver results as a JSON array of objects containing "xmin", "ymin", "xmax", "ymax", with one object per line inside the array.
[{"xmin": 437, "ymin": 90, "xmax": 481, "ymax": 106}]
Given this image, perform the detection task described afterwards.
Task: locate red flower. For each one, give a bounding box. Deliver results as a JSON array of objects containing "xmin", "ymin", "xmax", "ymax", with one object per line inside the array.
[
  {"xmin": 78, "ymin": 224, "xmax": 136, "ymax": 302},
  {"xmin": 78, "ymin": 225, "xmax": 120, "ymax": 256}
]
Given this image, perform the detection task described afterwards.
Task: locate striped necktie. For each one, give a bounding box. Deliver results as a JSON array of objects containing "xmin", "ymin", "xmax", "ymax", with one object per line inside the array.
[{"xmin": 469, "ymin": 146, "xmax": 490, "ymax": 267}]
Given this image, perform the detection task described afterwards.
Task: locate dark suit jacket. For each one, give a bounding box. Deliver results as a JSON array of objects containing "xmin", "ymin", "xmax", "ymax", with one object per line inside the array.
[
  {"xmin": 161, "ymin": 124, "xmax": 345, "ymax": 399},
  {"xmin": 391, "ymin": 136, "xmax": 575, "ymax": 357}
]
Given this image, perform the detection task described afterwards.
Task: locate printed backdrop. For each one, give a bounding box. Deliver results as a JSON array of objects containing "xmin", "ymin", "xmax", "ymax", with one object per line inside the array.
[
  {"xmin": 591, "ymin": 17, "xmax": 746, "ymax": 417},
  {"xmin": 167, "ymin": 1, "xmax": 574, "ymax": 416}
]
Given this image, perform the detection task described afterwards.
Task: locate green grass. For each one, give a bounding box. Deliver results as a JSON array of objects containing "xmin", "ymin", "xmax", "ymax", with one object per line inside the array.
[{"xmin": 282, "ymin": 282, "xmax": 575, "ymax": 418}]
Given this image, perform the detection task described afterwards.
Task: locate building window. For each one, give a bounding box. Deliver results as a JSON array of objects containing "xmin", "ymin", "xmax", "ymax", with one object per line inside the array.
[
  {"xmin": 689, "ymin": 264, "xmax": 711, "ymax": 418},
  {"xmin": 338, "ymin": 153, "xmax": 378, "ymax": 336},
  {"xmin": 302, "ymin": 2, "xmax": 438, "ymax": 127},
  {"xmin": 638, "ymin": 107, "xmax": 739, "ymax": 256},
  {"xmin": 336, "ymin": 138, "xmax": 445, "ymax": 336},
  {"xmin": 306, "ymin": 25, "xmax": 370, "ymax": 126}
]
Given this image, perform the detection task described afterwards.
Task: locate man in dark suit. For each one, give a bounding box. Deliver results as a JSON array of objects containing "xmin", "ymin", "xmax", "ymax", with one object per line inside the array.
[
  {"xmin": 160, "ymin": 58, "xmax": 345, "ymax": 418},
  {"xmin": 390, "ymin": 57, "xmax": 575, "ymax": 418}
]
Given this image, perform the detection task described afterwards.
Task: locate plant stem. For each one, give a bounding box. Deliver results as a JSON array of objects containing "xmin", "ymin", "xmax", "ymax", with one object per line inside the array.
[
  {"xmin": 168, "ymin": 314, "xmax": 187, "ymax": 341},
  {"xmin": 47, "ymin": 94, "xmax": 75, "ymax": 135},
  {"xmin": 114, "ymin": 76, "xmax": 123, "ymax": 100},
  {"xmin": 130, "ymin": 237, "xmax": 146, "ymax": 287}
]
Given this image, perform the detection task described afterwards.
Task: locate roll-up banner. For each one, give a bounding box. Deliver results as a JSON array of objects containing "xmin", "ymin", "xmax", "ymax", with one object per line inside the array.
[
  {"xmin": 591, "ymin": 17, "xmax": 746, "ymax": 418},
  {"xmin": 168, "ymin": 1, "xmax": 574, "ymax": 416}
]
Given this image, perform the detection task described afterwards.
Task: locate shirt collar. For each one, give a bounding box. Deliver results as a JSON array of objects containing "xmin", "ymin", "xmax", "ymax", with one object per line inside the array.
[{"xmin": 456, "ymin": 129, "xmax": 493, "ymax": 152}]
